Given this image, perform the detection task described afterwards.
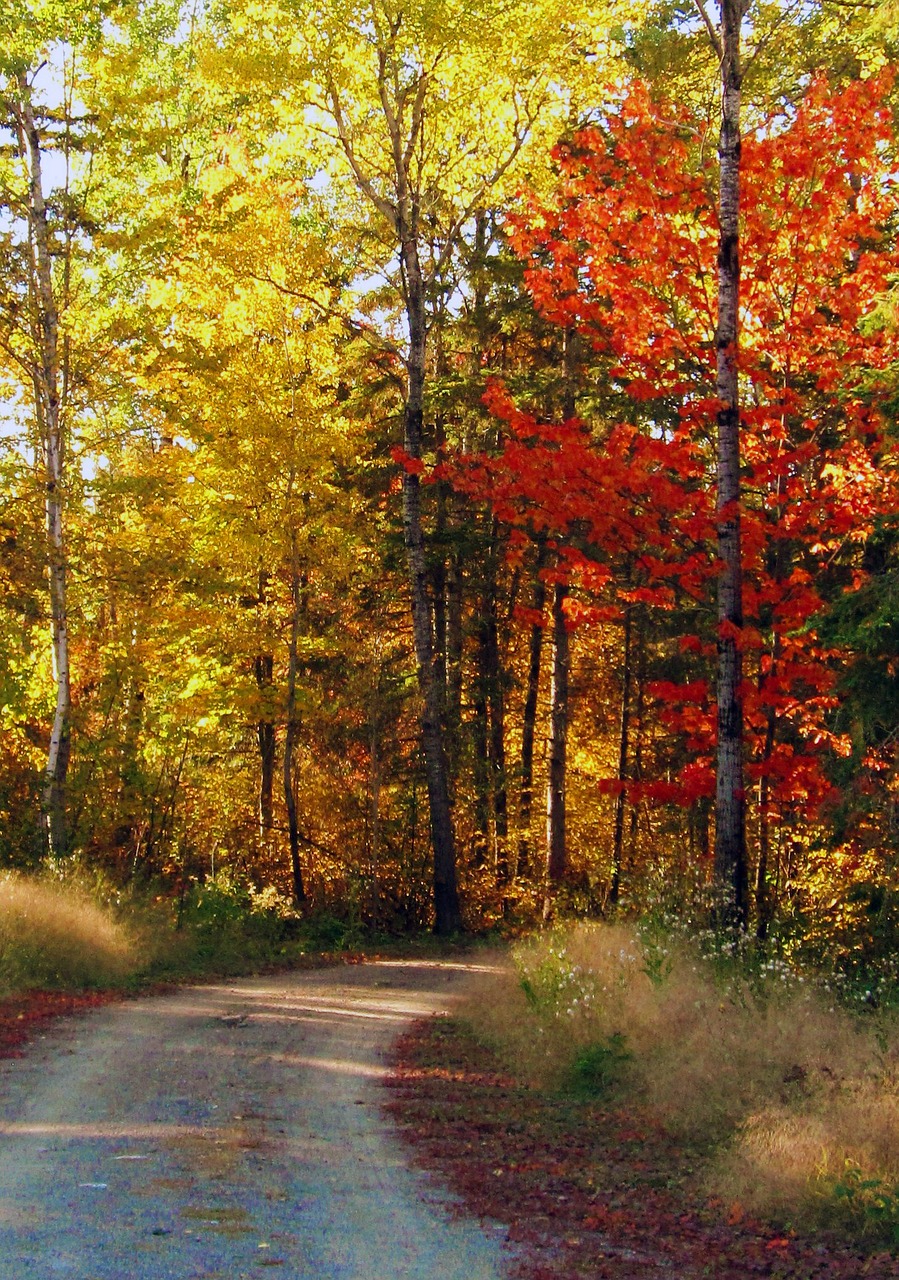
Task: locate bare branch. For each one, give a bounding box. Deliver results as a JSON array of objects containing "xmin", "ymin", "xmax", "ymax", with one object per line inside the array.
[
  {"xmin": 692, "ymin": 0, "xmax": 724, "ymax": 61},
  {"xmin": 433, "ymin": 89, "xmax": 539, "ymax": 281},
  {"xmin": 326, "ymin": 75, "xmax": 398, "ymax": 229},
  {"xmin": 244, "ymin": 269, "xmax": 404, "ymax": 364}
]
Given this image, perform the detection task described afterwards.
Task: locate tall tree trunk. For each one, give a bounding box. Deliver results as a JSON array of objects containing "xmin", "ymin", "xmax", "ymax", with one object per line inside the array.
[
  {"xmin": 519, "ymin": 538, "xmax": 548, "ymax": 875},
  {"xmin": 484, "ymin": 523, "xmax": 508, "ymax": 882},
  {"xmin": 610, "ymin": 605, "xmax": 633, "ymax": 907},
  {"xmin": 542, "ymin": 329, "xmax": 577, "ymax": 915},
  {"xmin": 253, "ymin": 569, "xmax": 276, "ymax": 850},
  {"xmin": 369, "ymin": 704, "xmax": 381, "ymax": 931},
  {"xmin": 472, "ymin": 615, "xmax": 491, "ymax": 865},
  {"xmin": 446, "ymin": 535, "xmax": 464, "ymax": 764},
  {"xmin": 400, "ymin": 231, "xmax": 461, "ymax": 935},
  {"xmin": 432, "ymin": 463, "xmax": 449, "ymax": 724},
  {"xmin": 708, "ymin": 0, "xmax": 748, "ymax": 928},
  {"xmin": 14, "ymin": 79, "xmax": 71, "ymax": 859},
  {"xmin": 628, "ymin": 622, "xmax": 645, "ymax": 867},
  {"xmin": 544, "ymin": 577, "xmax": 570, "ymax": 916},
  {"xmin": 283, "ymin": 561, "xmax": 306, "ymax": 906},
  {"xmin": 755, "ymin": 712, "xmax": 774, "ymax": 940},
  {"xmin": 328, "ymin": 53, "xmax": 462, "ymax": 933},
  {"xmin": 756, "ymin": 475, "xmax": 788, "ymax": 938},
  {"xmin": 255, "ymin": 653, "xmax": 276, "ymax": 847}
]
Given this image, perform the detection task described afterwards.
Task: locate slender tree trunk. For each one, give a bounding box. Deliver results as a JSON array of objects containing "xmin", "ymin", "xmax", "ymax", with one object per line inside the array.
[
  {"xmin": 369, "ymin": 707, "xmax": 381, "ymax": 930},
  {"xmin": 446, "ymin": 536, "xmax": 463, "ymax": 762},
  {"xmin": 255, "ymin": 654, "xmax": 276, "ymax": 846},
  {"xmin": 14, "ymin": 79, "xmax": 71, "ymax": 859},
  {"xmin": 283, "ymin": 561, "xmax": 306, "ymax": 906},
  {"xmin": 484, "ymin": 523, "xmax": 508, "ymax": 881},
  {"xmin": 544, "ymin": 577, "xmax": 570, "ymax": 916},
  {"xmin": 610, "ymin": 605, "xmax": 633, "ymax": 907},
  {"xmin": 519, "ymin": 538, "xmax": 548, "ymax": 875},
  {"xmin": 755, "ymin": 626, "xmax": 783, "ymax": 938},
  {"xmin": 252, "ymin": 569, "xmax": 276, "ymax": 850},
  {"xmin": 400, "ymin": 231, "xmax": 461, "ymax": 935},
  {"xmin": 755, "ymin": 716, "xmax": 774, "ymax": 940},
  {"xmin": 432, "ymin": 464, "xmax": 449, "ymax": 721},
  {"xmin": 542, "ymin": 329, "xmax": 577, "ymax": 916},
  {"xmin": 628, "ymin": 622, "xmax": 645, "ymax": 866},
  {"xmin": 472, "ymin": 616, "xmax": 491, "ymax": 865},
  {"xmin": 711, "ymin": 0, "xmax": 748, "ymax": 928},
  {"xmin": 155, "ymin": 737, "xmax": 189, "ymax": 865},
  {"xmin": 328, "ymin": 54, "xmax": 461, "ymax": 932}
]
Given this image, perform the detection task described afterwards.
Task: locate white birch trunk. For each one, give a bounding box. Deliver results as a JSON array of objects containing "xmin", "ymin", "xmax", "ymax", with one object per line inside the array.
[
  {"xmin": 711, "ymin": 0, "xmax": 749, "ymax": 926},
  {"xmin": 13, "ymin": 77, "xmax": 71, "ymax": 858}
]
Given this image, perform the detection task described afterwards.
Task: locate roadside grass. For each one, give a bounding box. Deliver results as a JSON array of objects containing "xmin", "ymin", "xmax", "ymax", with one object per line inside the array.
[
  {"xmin": 0, "ymin": 871, "xmax": 139, "ymax": 995},
  {"xmin": 459, "ymin": 922, "xmax": 899, "ymax": 1250},
  {"xmin": 387, "ymin": 1014, "xmax": 894, "ymax": 1280},
  {"xmin": 0, "ymin": 865, "xmax": 407, "ymax": 997}
]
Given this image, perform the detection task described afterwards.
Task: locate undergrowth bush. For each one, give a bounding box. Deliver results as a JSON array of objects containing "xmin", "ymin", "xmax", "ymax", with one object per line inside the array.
[
  {"xmin": 163, "ymin": 874, "xmax": 305, "ymax": 974},
  {"xmin": 462, "ymin": 921, "xmax": 899, "ymax": 1245},
  {"xmin": 0, "ymin": 872, "xmax": 140, "ymax": 994}
]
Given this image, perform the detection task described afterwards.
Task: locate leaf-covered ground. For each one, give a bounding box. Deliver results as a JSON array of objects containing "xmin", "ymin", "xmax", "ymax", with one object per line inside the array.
[
  {"xmin": 0, "ymin": 989, "xmax": 124, "ymax": 1058},
  {"xmin": 384, "ymin": 1016, "xmax": 898, "ymax": 1280}
]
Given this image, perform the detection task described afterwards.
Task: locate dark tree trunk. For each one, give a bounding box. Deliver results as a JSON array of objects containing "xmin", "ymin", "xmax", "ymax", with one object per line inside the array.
[
  {"xmin": 255, "ymin": 653, "xmax": 276, "ymax": 847},
  {"xmin": 283, "ymin": 563, "xmax": 306, "ymax": 906},
  {"xmin": 432, "ymin": 461, "xmax": 448, "ymax": 722},
  {"xmin": 542, "ymin": 329, "xmax": 577, "ymax": 914},
  {"xmin": 712, "ymin": 0, "xmax": 748, "ymax": 928},
  {"xmin": 610, "ymin": 605, "xmax": 633, "ymax": 907},
  {"xmin": 400, "ymin": 230, "xmax": 461, "ymax": 935},
  {"xmin": 472, "ymin": 612, "xmax": 491, "ymax": 866},
  {"xmin": 484, "ymin": 523, "xmax": 508, "ymax": 882},
  {"xmin": 518, "ymin": 538, "xmax": 548, "ymax": 875},
  {"xmin": 544, "ymin": 577, "xmax": 570, "ymax": 914},
  {"xmin": 446, "ymin": 535, "xmax": 463, "ymax": 762},
  {"xmin": 755, "ymin": 713, "xmax": 775, "ymax": 940},
  {"xmin": 369, "ymin": 707, "xmax": 381, "ymax": 930}
]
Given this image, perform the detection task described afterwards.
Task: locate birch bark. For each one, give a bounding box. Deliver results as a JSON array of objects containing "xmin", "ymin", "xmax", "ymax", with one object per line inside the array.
[
  {"xmin": 12, "ymin": 77, "xmax": 71, "ymax": 859},
  {"xmin": 696, "ymin": 0, "xmax": 749, "ymax": 926},
  {"xmin": 544, "ymin": 578, "xmax": 569, "ymax": 916}
]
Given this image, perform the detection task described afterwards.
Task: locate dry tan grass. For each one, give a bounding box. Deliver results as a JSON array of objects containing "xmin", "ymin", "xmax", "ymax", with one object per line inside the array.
[
  {"xmin": 461, "ymin": 921, "xmax": 899, "ymax": 1233},
  {"xmin": 713, "ymin": 1076, "xmax": 899, "ymax": 1231},
  {"xmin": 0, "ymin": 873, "xmax": 139, "ymax": 995}
]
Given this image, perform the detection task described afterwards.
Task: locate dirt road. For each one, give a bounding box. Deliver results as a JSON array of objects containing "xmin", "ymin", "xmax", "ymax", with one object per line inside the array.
[{"xmin": 0, "ymin": 959, "xmax": 509, "ymax": 1279}]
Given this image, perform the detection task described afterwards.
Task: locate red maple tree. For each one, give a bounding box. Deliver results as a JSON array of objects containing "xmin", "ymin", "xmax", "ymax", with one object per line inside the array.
[{"xmin": 443, "ymin": 73, "xmax": 898, "ymax": 870}]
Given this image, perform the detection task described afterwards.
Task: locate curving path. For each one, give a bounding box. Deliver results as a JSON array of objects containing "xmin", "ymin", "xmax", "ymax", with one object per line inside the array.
[{"xmin": 0, "ymin": 960, "xmax": 508, "ymax": 1279}]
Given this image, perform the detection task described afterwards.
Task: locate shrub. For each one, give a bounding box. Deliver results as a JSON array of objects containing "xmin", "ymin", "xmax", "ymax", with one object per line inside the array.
[{"xmin": 168, "ymin": 873, "xmax": 301, "ymax": 973}]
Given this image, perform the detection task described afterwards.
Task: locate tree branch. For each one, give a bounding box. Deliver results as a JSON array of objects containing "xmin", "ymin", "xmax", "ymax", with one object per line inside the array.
[{"xmin": 692, "ymin": 0, "xmax": 724, "ymax": 61}]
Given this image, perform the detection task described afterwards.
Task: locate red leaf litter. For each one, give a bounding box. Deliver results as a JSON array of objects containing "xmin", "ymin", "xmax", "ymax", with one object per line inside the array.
[
  {"xmin": 0, "ymin": 989, "xmax": 122, "ymax": 1058},
  {"xmin": 384, "ymin": 1016, "xmax": 899, "ymax": 1280}
]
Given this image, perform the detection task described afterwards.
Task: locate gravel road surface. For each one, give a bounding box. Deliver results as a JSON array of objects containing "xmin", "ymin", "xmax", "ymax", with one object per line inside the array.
[{"xmin": 0, "ymin": 960, "xmax": 508, "ymax": 1279}]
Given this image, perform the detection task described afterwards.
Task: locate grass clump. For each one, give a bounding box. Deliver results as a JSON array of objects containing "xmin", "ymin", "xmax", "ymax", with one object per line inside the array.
[
  {"xmin": 566, "ymin": 1033, "xmax": 631, "ymax": 1099},
  {"xmin": 0, "ymin": 871, "xmax": 140, "ymax": 995},
  {"xmin": 461, "ymin": 921, "xmax": 899, "ymax": 1246}
]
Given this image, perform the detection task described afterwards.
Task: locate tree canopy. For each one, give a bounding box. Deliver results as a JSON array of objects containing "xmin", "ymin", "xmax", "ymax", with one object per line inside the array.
[{"xmin": 1, "ymin": 0, "xmax": 898, "ymax": 959}]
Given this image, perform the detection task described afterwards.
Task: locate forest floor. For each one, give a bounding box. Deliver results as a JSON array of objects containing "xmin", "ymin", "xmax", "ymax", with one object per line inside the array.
[
  {"xmin": 4, "ymin": 966, "xmax": 899, "ymax": 1279},
  {"xmin": 385, "ymin": 1015, "xmax": 899, "ymax": 1280}
]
